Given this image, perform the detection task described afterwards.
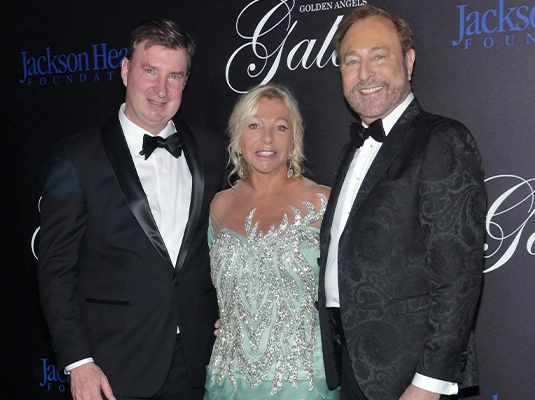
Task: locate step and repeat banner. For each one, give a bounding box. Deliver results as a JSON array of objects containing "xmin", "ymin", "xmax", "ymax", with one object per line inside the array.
[{"xmin": 5, "ymin": 0, "xmax": 534, "ymax": 398}]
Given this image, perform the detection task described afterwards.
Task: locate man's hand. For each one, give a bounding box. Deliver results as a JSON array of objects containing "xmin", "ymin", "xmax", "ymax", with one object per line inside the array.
[
  {"xmin": 399, "ymin": 384, "xmax": 440, "ymax": 400},
  {"xmin": 70, "ymin": 363, "xmax": 115, "ymax": 400},
  {"xmin": 214, "ymin": 318, "xmax": 221, "ymax": 336}
]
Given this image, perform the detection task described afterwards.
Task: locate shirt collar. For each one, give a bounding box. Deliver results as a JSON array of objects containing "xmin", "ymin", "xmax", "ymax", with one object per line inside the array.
[
  {"xmin": 119, "ymin": 103, "xmax": 176, "ymax": 158},
  {"xmin": 363, "ymin": 92, "xmax": 414, "ymax": 136}
]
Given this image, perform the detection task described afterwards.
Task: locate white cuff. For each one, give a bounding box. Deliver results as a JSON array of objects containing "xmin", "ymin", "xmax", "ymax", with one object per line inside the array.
[
  {"xmin": 412, "ymin": 372, "xmax": 458, "ymax": 395},
  {"xmin": 64, "ymin": 358, "xmax": 94, "ymax": 375}
]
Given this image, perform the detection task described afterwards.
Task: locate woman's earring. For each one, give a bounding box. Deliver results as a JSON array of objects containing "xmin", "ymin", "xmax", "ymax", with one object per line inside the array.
[
  {"xmin": 286, "ymin": 157, "xmax": 294, "ymax": 178},
  {"xmin": 237, "ymin": 153, "xmax": 244, "ymax": 179}
]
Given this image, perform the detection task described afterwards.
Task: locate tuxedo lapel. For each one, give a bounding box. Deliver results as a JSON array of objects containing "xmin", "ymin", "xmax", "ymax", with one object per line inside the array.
[
  {"xmin": 173, "ymin": 118, "xmax": 203, "ymax": 270},
  {"xmin": 321, "ymin": 141, "xmax": 358, "ymax": 244},
  {"xmin": 100, "ymin": 116, "xmax": 173, "ymax": 266},
  {"xmin": 345, "ymin": 99, "xmax": 422, "ymax": 225}
]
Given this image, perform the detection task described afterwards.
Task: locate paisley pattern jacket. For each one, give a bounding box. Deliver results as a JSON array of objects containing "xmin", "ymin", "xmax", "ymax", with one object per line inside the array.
[{"xmin": 318, "ymin": 98, "xmax": 487, "ymax": 399}]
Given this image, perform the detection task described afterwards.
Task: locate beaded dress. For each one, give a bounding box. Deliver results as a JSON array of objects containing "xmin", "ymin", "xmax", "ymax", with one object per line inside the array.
[{"xmin": 204, "ymin": 192, "xmax": 339, "ymax": 400}]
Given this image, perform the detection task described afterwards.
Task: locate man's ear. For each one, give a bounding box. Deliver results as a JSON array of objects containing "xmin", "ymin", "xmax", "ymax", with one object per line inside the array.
[
  {"xmin": 405, "ymin": 48, "xmax": 416, "ymax": 81},
  {"xmin": 121, "ymin": 57, "xmax": 130, "ymax": 86}
]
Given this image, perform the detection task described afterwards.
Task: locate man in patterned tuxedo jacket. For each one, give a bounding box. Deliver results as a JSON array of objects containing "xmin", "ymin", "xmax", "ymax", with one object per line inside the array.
[{"xmin": 318, "ymin": 5, "xmax": 487, "ymax": 400}]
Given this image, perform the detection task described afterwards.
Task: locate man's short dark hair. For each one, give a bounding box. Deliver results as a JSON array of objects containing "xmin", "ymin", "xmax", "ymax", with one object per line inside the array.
[{"xmin": 127, "ymin": 19, "xmax": 195, "ymax": 73}]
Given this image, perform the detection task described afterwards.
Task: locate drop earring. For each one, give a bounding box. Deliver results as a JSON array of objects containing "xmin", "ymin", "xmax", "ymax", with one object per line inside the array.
[
  {"xmin": 286, "ymin": 157, "xmax": 293, "ymax": 178},
  {"xmin": 237, "ymin": 153, "xmax": 244, "ymax": 179}
]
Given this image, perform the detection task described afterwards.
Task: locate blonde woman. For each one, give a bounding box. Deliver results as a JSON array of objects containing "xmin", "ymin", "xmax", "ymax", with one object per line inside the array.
[{"xmin": 204, "ymin": 84, "xmax": 339, "ymax": 400}]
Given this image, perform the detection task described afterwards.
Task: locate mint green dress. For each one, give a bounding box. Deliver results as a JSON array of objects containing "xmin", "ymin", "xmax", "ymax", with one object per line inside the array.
[{"xmin": 204, "ymin": 193, "xmax": 339, "ymax": 400}]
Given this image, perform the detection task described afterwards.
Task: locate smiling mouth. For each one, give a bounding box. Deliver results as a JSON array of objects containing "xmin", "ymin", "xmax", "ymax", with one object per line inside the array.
[
  {"xmin": 256, "ymin": 151, "xmax": 275, "ymax": 156},
  {"xmin": 359, "ymin": 86, "xmax": 383, "ymax": 95}
]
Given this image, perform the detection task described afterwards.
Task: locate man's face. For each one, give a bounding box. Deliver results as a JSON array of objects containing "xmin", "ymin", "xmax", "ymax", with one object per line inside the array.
[
  {"xmin": 121, "ymin": 40, "xmax": 188, "ymax": 135},
  {"xmin": 339, "ymin": 16, "xmax": 415, "ymax": 125}
]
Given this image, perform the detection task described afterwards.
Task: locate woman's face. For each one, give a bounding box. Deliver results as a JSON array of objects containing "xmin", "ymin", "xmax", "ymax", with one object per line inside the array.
[{"xmin": 239, "ymin": 97, "xmax": 294, "ymax": 179}]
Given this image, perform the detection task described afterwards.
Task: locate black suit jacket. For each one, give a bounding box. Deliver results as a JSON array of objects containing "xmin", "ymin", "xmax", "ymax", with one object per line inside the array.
[
  {"xmin": 318, "ymin": 99, "xmax": 486, "ymax": 399},
  {"xmin": 38, "ymin": 114, "xmax": 227, "ymax": 397}
]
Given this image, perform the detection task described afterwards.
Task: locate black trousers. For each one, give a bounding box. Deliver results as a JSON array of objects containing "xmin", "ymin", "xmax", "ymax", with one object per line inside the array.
[
  {"xmin": 329, "ymin": 308, "xmax": 368, "ymax": 400},
  {"xmin": 115, "ymin": 334, "xmax": 205, "ymax": 400}
]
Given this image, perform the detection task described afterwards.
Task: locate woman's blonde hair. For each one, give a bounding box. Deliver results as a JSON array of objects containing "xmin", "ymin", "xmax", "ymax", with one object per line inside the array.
[{"xmin": 227, "ymin": 83, "xmax": 305, "ymax": 183}]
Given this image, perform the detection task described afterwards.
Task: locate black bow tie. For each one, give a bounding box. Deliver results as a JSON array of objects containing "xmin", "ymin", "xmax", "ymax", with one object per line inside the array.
[
  {"xmin": 139, "ymin": 133, "xmax": 182, "ymax": 160},
  {"xmin": 349, "ymin": 119, "xmax": 386, "ymax": 148}
]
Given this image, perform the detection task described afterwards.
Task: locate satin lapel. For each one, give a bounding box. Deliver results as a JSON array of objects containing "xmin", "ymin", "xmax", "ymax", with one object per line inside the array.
[
  {"xmin": 345, "ymin": 99, "xmax": 422, "ymax": 225},
  {"xmin": 320, "ymin": 141, "xmax": 359, "ymax": 244},
  {"xmin": 173, "ymin": 119, "xmax": 203, "ymax": 270},
  {"xmin": 100, "ymin": 116, "xmax": 173, "ymax": 266}
]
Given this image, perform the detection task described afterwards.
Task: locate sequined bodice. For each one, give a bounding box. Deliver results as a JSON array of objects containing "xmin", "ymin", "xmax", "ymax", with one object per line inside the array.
[{"xmin": 208, "ymin": 193, "xmax": 327, "ymax": 395}]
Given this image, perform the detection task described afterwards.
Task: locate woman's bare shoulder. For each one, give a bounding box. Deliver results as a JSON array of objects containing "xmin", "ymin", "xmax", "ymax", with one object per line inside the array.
[
  {"xmin": 298, "ymin": 177, "xmax": 331, "ymax": 199},
  {"xmin": 211, "ymin": 188, "xmax": 236, "ymax": 213}
]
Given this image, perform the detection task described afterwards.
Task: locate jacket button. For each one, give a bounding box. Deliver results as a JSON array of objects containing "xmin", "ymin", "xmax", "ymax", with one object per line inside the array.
[{"xmin": 172, "ymin": 278, "xmax": 178, "ymax": 287}]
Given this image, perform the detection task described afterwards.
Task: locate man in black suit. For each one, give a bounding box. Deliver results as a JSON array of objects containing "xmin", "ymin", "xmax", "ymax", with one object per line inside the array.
[
  {"xmin": 38, "ymin": 19, "xmax": 226, "ymax": 400},
  {"xmin": 318, "ymin": 5, "xmax": 487, "ymax": 400}
]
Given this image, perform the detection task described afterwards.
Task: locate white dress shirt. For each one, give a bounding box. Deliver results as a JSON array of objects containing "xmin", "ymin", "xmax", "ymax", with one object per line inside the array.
[
  {"xmin": 324, "ymin": 93, "xmax": 458, "ymax": 395},
  {"xmin": 120, "ymin": 103, "xmax": 192, "ymax": 267}
]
